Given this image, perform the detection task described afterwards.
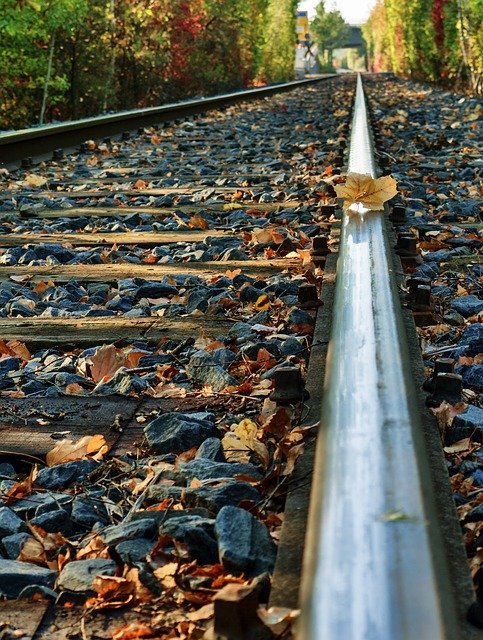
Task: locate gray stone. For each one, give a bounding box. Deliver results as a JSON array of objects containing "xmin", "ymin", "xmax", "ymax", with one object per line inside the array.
[
  {"xmin": 2, "ymin": 532, "xmax": 34, "ymax": 559},
  {"xmin": 160, "ymin": 515, "xmax": 217, "ymax": 565},
  {"xmin": 215, "ymin": 506, "xmax": 277, "ymax": 578},
  {"xmin": 180, "ymin": 459, "xmax": 262, "ymax": 481},
  {"xmin": 134, "ymin": 281, "xmax": 178, "ymax": 300},
  {"xmin": 0, "ymin": 463, "xmax": 16, "ymax": 478},
  {"xmin": 144, "ymin": 411, "xmax": 219, "ymax": 454},
  {"xmin": 211, "ymin": 348, "xmax": 236, "ymax": 368},
  {"xmin": 71, "ymin": 496, "xmax": 109, "ymax": 528},
  {"xmin": 186, "ymin": 350, "xmax": 238, "ymax": 392},
  {"xmin": 0, "ymin": 559, "xmax": 56, "ymax": 597},
  {"xmin": 455, "ymin": 365, "xmax": 483, "ymax": 391},
  {"xmin": 18, "ymin": 585, "xmax": 58, "ymax": 600},
  {"xmin": 287, "ymin": 308, "xmax": 314, "ymax": 330},
  {"xmin": 100, "ymin": 519, "xmax": 158, "ymax": 546},
  {"xmin": 131, "ymin": 508, "xmax": 211, "ymax": 524},
  {"xmin": 57, "ymin": 559, "xmax": 117, "ymax": 593},
  {"xmin": 35, "ymin": 460, "xmax": 98, "ymax": 490},
  {"xmin": 442, "ymin": 309, "xmax": 465, "ymax": 326},
  {"xmin": 451, "ymin": 295, "xmax": 483, "ymax": 318},
  {"xmin": 30, "ymin": 508, "xmax": 73, "ymax": 536},
  {"xmin": 186, "ymin": 289, "xmax": 209, "ymax": 313},
  {"xmin": 280, "ymin": 337, "xmax": 305, "ymax": 358},
  {"xmin": 115, "ymin": 539, "xmax": 154, "ymax": 564},
  {"xmin": 145, "ymin": 485, "xmax": 183, "ymax": 504},
  {"xmin": 195, "ymin": 437, "xmax": 225, "ymax": 462},
  {"xmin": 11, "ymin": 493, "xmax": 72, "ymax": 518},
  {"xmin": 0, "ymin": 506, "xmax": 28, "ymax": 537},
  {"xmin": 448, "ymin": 405, "xmax": 483, "ymax": 444},
  {"xmin": 184, "ymin": 481, "xmax": 260, "ymax": 513}
]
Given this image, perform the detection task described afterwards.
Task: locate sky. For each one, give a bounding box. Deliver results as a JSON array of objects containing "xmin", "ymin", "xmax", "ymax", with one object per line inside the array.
[{"xmin": 298, "ymin": 0, "xmax": 376, "ymax": 25}]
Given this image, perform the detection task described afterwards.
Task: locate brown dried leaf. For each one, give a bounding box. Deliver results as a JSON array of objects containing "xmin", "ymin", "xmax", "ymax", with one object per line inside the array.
[
  {"xmin": 17, "ymin": 536, "xmax": 47, "ymax": 566},
  {"xmin": 444, "ymin": 437, "xmax": 472, "ymax": 454},
  {"xmin": 65, "ymin": 383, "xmax": 85, "ymax": 395},
  {"xmin": 188, "ymin": 215, "xmax": 209, "ymax": 230},
  {"xmin": 186, "ymin": 603, "xmax": 214, "ymax": 622},
  {"xmin": 282, "ymin": 442, "xmax": 305, "ymax": 475},
  {"xmin": 431, "ymin": 401, "xmax": 468, "ymax": 433},
  {"xmin": 46, "ymin": 434, "xmax": 109, "ymax": 466},
  {"xmin": 334, "ymin": 172, "xmax": 398, "ymax": 211},
  {"xmin": 5, "ymin": 340, "xmax": 31, "ymax": 361}
]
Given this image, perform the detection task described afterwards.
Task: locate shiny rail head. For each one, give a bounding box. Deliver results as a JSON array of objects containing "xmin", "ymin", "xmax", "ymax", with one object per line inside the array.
[{"xmin": 298, "ymin": 74, "xmax": 457, "ymax": 640}]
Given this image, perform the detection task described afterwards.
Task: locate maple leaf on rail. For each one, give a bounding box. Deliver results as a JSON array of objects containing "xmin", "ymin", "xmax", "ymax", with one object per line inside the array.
[{"xmin": 334, "ymin": 172, "xmax": 398, "ymax": 212}]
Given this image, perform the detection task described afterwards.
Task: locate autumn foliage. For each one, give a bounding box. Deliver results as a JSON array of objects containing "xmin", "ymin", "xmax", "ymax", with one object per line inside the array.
[
  {"xmin": 0, "ymin": 0, "xmax": 298, "ymax": 129},
  {"xmin": 363, "ymin": 0, "xmax": 482, "ymax": 94}
]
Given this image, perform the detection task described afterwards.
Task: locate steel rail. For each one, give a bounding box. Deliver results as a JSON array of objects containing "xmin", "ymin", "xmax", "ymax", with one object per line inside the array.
[
  {"xmin": 0, "ymin": 76, "xmax": 333, "ymax": 166},
  {"xmin": 298, "ymin": 74, "xmax": 458, "ymax": 639}
]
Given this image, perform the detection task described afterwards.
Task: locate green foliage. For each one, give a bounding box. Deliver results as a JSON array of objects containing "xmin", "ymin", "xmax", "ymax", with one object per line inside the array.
[
  {"xmin": 310, "ymin": 1, "xmax": 350, "ymax": 65},
  {"xmin": 364, "ymin": 0, "xmax": 482, "ymax": 93},
  {"xmin": 0, "ymin": 0, "xmax": 297, "ymax": 129},
  {"xmin": 257, "ymin": 0, "xmax": 298, "ymax": 83}
]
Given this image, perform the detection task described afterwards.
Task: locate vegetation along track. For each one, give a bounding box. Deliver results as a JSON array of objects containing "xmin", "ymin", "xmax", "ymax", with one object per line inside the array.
[{"xmin": 0, "ymin": 73, "xmax": 480, "ymax": 639}]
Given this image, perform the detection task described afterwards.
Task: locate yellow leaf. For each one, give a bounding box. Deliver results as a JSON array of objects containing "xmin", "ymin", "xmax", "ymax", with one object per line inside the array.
[
  {"xmin": 334, "ymin": 172, "xmax": 398, "ymax": 212},
  {"xmin": 234, "ymin": 419, "xmax": 270, "ymax": 469},
  {"xmin": 223, "ymin": 203, "xmax": 242, "ymax": 210},
  {"xmin": 254, "ymin": 294, "xmax": 270, "ymax": 311},
  {"xmin": 46, "ymin": 434, "xmax": 109, "ymax": 466},
  {"xmin": 221, "ymin": 432, "xmax": 251, "ymax": 463},
  {"xmin": 23, "ymin": 174, "xmax": 47, "ymax": 188}
]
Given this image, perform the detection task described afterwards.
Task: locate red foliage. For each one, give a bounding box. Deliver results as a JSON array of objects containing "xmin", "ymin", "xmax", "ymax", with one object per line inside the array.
[
  {"xmin": 164, "ymin": 1, "xmax": 206, "ymax": 84},
  {"xmin": 432, "ymin": 0, "xmax": 446, "ymax": 50}
]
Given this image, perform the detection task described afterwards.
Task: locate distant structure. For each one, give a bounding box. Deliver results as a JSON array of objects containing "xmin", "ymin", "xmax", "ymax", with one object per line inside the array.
[
  {"xmin": 343, "ymin": 26, "xmax": 364, "ymax": 49},
  {"xmin": 294, "ymin": 10, "xmax": 320, "ymax": 77}
]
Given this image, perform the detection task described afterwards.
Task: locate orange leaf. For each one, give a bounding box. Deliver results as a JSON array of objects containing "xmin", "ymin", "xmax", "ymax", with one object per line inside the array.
[
  {"xmin": 46, "ymin": 434, "xmax": 109, "ymax": 467},
  {"xmin": 34, "ymin": 280, "xmax": 54, "ymax": 295},
  {"xmin": 334, "ymin": 173, "xmax": 398, "ymax": 212},
  {"xmin": 112, "ymin": 623, "xmax": 155, "ymax": 640},
  {"xmin": 65, "ymin": 383, "xmax": 85, "ymax": 395},
  {"xmin": 188, "ymin": 215, "xmax": 209, "ymax": 230},
  {"xmin": 134, "ymin": 179, "xmax": 147, "ymax": 190},
  {"xmin": 270, "ymin": 230, "xmax": 285, "ymax": 244},
  {"xmin": 225, "ymin": 269, "xmax": 241, "ymax": 279},
  {"xmin": 89, "ymin": 344, "xmax": 126, "ymax": 383},
  {"xmin": 6, "ymin": 340, "xmax": 31, "ymax": 361}
]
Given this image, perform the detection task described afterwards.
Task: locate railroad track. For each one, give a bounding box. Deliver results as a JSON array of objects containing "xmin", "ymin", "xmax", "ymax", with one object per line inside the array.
[{"xmin": 0, "ymin": 74, "xmax": 480, "ymax": 639}]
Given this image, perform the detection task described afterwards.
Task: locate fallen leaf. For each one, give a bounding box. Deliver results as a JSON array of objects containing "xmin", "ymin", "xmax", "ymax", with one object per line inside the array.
[
  {"xmin": 65, "ymin": 383, "xmax": 85, "ymax": 395},
  {"xmin": 282, "ymin": 442, "xmax": 304, "ymax": 475},
  {"xmin": 17, "ymin": 536, "xmax": 47, "ymax": 566},
  {"xmin": 112, "ymin": 623, "xmax": 155, "ymax": 640},
  {"xmin": 188, "ymin": 214, "xmax": 209, "ymax": 230},
  {"xmin": 46, "ymin": 434, "xmax": 109, "ymax": 466},
  {"xmin": 23, "ymin": 174, "xmax": 47, "ymax": 188},
  {"xmin": 443, "ymin": 437, "xmax": 472, "ymax": 454},
  {"xmin": 254, "ymin": 294, "xmax": 270, "ymax": 312},
  {"xmin": 233, "ymin": 419, "xmax": 270, "ymax": 468},
  {"xmin": 334, "ymin": 172, "xmax": 398, "ymax": 212},
  {"xmin": 186, "ymin": 603, "xmax": 214, "ymax": 621}
]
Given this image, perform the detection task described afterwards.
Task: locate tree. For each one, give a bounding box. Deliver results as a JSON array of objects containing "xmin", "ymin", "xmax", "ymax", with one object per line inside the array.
[{"xmin": 310, "ymin": 1, "xmax": 350, "ymax": 67}]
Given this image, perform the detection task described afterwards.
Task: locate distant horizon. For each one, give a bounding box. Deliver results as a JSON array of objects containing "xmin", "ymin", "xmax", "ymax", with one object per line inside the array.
[{"xmin": 297, "ymin": 0, "xmax": 376, "ymax": 25}]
